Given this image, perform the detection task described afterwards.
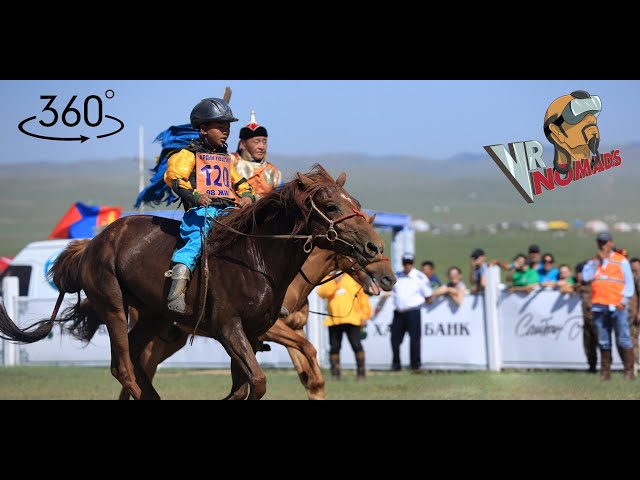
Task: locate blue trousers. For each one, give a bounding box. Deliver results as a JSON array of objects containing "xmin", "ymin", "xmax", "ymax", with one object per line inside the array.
[
  {"xmin": 593, "ymin": 307, "xmax": 633, "ymax": 351},
  {"xmin": 172, "ymin": 206, "xmax": 231, "ymax": 273}
]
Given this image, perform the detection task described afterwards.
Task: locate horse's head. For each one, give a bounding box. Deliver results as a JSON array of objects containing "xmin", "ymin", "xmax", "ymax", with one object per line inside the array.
[
  {"xmin": 338, "ymin": 252, "xmax": 397, "ymax": 296},
  {"xmin": 333, "ymin": 213, "xmax": 396, "ymax": 295},
  {"xmin": 351, "ymin": 253, "xmax": 397, "ymax": 296},
  {"xmin": 297, "ymin": 166, "xmax": 383, "ymax": 265}
]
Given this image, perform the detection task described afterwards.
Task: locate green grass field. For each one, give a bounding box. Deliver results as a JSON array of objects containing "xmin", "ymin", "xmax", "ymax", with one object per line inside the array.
[{"xmin": 0, "ymin": 366, "xmax": 637, "ymax": 400}]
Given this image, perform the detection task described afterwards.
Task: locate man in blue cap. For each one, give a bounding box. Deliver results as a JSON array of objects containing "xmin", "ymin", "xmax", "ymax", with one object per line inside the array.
[
  {"xmin": 469, "ymin": 248, "xmax": 488, "ymax": 294},
  {"xmin": 390, "ymin": 253, "xmax": 433, "ymax": 371}
]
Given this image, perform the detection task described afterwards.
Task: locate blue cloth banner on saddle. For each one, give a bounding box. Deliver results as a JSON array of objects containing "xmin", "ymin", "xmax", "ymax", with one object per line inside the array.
[{"xmin": 134, "ymin": 124, "xmax": 198, "ymax": 208}]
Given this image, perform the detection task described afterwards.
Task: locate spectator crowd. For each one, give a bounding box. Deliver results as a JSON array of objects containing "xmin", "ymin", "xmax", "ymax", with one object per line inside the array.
[{"xmin": 390, "ymin": 234, "xmax": 640, "ymax": 378}]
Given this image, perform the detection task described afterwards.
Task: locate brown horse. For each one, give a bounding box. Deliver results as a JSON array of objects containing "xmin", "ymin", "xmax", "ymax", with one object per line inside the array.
[
  {"xmin": 66, "ymin": 247, "xmax": 395, "ymax": 400},
  {"xmin": 0, "ymin": 165, "xmax": 383, "ymax": 400}
]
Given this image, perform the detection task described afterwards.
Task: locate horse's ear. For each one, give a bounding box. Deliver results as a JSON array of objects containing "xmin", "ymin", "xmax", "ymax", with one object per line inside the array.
[
  {"xmin": 336, "ymin": 172, "xmax": 347, "ymax": 187},
  {"xmin": 297, "ymin": 172, "xmax": 314, "ymax": 188},
  {"xmin": 368, "ymin": 213, "xmax": 377, "ymax": 225}
]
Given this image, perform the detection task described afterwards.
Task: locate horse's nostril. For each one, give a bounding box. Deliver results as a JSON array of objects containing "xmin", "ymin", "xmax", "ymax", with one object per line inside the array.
[
  {"xmin": 366, "ymin": 242, "xmax": 379, "ymax": 255},
  {"xmin": 381, "ymin": 275, "xmax": 393, "ymax": 288}
]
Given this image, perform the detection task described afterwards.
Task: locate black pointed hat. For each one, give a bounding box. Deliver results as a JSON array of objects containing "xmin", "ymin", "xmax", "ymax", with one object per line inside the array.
[{"xmin": 239, "ymin": 110, "xmax": 268, "ymax": 140}]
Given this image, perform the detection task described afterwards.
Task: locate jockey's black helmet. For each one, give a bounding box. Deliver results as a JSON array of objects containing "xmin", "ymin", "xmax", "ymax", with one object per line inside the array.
[{"xmin": 190, "ymin": 98, "xmax": 238, "ymax": 129}]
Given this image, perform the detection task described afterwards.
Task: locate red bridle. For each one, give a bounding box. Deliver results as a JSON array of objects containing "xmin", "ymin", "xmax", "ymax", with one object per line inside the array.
[{"xmin": 333, "ymin": 208, "xmax": 367, "ymax": 224}]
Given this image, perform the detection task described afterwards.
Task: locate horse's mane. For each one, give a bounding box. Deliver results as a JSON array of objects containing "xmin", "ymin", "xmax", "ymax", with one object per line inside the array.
[{"xmin": 210, "ymin": 164, "xmax": 338, "ymax": 254}]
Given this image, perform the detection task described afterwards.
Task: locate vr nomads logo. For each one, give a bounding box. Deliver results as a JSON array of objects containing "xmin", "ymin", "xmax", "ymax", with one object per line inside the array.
[{"xmin": 484, "ymin": 90, "xmax": 622, "ymax": 203}]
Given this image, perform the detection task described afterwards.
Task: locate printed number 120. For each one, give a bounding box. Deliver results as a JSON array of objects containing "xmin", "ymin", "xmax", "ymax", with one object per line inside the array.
[{"xmin": 201, "ymin": 165, "xmax": 230, "ymax": 188}]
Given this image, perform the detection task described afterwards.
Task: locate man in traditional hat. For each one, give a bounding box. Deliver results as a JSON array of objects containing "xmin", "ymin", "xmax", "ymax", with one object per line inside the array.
[
  {"xmin": 230, "ymin": 111, "xmax": 283, "ymax": 201},
  {"xmin": 543, "ymin": 90, "xmax": 602, "ymax": 174}
]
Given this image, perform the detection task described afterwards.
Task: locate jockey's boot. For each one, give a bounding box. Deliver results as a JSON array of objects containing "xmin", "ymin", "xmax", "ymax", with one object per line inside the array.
[
  {"xmin": 165, "ymin": 263, "xmax": 191, "ymax": 314},
  {"xmin": 622, "ymin": 348, "xmax": 636, "ymax": 380},
  {"xmin": 356, "ymin": 351, "xmax": 366, "ymax": 380},
  {"xmin": 600, "ymin": 349, "xmax": 612, "ymax": 381},
  {"xmin": 330, "ymin": 353, "xmax": 341, "ymax": 380}
]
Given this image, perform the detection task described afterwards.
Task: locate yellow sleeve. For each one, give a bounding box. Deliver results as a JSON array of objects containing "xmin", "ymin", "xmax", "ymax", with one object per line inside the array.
[
  {"xmin": 357, "ymin": 293, "xmax": 372, "ymax": 321},
  {"xmin": 164, "ymin": 150, "xmax": 195, "ymax": 191},
  {"xmin": 230, "ymin": 162, "xmax": 255, "ymax": 199},
  {"xmin": 317, "ymin": 277, "xmax": 339, "ymax": 299}
]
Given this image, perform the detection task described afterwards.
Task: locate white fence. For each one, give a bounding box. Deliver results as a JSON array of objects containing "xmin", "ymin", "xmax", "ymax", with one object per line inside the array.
[{"xmin": 1, "ymin": 267, "xmax": 617, "ymax": 370}]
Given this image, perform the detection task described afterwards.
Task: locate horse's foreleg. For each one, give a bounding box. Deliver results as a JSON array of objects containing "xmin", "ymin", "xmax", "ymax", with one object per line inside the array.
[
  {"xmin": 261, "ymin": 320, "xmax": 325, "ymax": 399},
  {"xmin": 219, "ymin": 318, "xmax": 266, "ymax": 400},
  {"xmin": 294, "ymin": 328, "xmax": 325, "ymax": 400},
  {"xmin": 142, "ymin": 326, "xmax": 189, "ymax": 381},
  {"xmin": 119, "ymin": 321, "xmax": 190, "ymax": 400}
]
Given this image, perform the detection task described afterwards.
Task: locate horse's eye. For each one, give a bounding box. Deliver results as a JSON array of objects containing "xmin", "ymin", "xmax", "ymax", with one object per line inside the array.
[{"xmin": 326, "ymin": 204, "xmax": 339, "ymax": 213}]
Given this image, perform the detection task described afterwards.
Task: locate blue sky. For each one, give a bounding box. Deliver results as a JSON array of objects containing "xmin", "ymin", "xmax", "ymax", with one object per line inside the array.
[{"xmin": 1, "ymin": 80, "xmax": 638, "ymax": 163}]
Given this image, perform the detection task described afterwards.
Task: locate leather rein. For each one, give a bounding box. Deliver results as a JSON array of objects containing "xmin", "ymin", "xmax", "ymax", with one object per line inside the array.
[{"xmin": 210, "ymin": 197, "xmax": 366, "ymax": 254}]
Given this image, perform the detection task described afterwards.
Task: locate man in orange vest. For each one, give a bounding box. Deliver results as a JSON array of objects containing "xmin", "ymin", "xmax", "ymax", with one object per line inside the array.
[
  {"xmin": 230, "ymin": 111, "xmax": 283, "ymax": 201},
  {"xmin": 582, "ymin": 232, "xmax": 636, "ymax": 380}
]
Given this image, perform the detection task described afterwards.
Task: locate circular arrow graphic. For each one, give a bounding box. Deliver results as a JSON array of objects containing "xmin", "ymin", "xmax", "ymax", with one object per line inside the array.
[
  {"xmin": 96, "ymin": 115, "xmax": 124, "ymax": 139},
  {"xmin": 18, "ymin": 116, "xmax": 89, "ymax": 143}
]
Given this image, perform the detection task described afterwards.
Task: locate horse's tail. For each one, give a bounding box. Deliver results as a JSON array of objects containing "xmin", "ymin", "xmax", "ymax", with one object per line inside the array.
[
  {"xmin": 0, "ymin": 292, "xmax": 65, "ymax": 343},
  {"xmin": 49, "ymin": 239, "xmax": 90, "ymax": 293},
  {"xmin": 62, "ymin": 298, "xmax": 103, "ymax": 344},
  {"xmin": 0, "ymin": 239, "xmax": 89, "ymax": 344}
]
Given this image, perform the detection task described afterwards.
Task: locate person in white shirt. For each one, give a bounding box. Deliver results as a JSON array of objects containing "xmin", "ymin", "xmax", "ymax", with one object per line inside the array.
[{"xmin": 391, "ymin": 253, "xmax": 433, "ymax": 371}]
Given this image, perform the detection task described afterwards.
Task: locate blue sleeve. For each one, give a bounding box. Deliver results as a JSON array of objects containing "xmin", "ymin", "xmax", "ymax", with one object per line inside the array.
[
  {"xmin": 582, "ymin": 259, "xmax": 598, "ymax": 282},
  {"xmin": 622, "ymin": 259, "xmax": 634, "ymax": 304}
]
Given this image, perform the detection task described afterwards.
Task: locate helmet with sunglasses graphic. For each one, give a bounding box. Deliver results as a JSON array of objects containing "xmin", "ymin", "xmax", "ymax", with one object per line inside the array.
[{"xmin": 543, "ymin": 91, "xmax": 602, "ymax": 174}]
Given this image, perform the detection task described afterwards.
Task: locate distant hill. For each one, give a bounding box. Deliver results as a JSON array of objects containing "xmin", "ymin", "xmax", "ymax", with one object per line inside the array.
[{"xmin": 0, "ymin": 144, "xmax": 638, "ymax": 255}]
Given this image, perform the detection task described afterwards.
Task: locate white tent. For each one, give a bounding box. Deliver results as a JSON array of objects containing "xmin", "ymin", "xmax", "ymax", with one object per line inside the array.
[{"xmin": 585, "ymin": 220, "xmax": 609, "ymax": 233}]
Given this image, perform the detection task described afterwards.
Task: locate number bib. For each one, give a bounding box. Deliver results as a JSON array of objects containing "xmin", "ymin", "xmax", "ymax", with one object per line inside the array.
[{"xmin": 195, "ymin": 153, "xmax": 232, "ymax": 198}]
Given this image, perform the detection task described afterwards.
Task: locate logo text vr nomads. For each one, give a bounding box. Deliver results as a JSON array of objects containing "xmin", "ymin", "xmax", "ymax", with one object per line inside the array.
[{"xmin": 483, "ymin": 90, "xmax": 622, "ymax": 203}]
